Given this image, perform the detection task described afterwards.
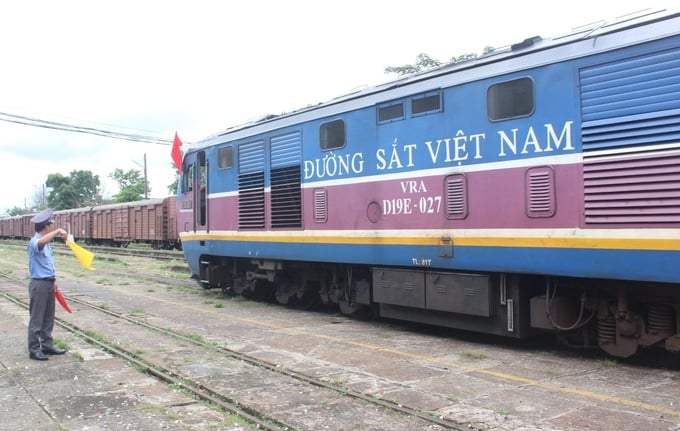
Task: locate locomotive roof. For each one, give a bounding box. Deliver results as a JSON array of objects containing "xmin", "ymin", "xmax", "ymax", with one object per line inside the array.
[{"xmin": 187, "ymin": 7, "xmax": 679, "ymax": 151}]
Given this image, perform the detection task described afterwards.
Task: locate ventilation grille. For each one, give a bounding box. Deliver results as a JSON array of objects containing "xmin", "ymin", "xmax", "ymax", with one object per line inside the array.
[
  {"xmin": 526, "ymin": 167, "xmax": 555, "ymax": 217},
  {"xmin": 445, "ymin": 174, "xmax": 468, "ymax": 219},
  {"xmin": 238, "ymin": 172, "xmax": 265, "ymax": 229},
  {"xmin": 270, "ymin": 132, "xmax": 302, "ymax": 229},
  {"xmin": 238, "ymin": 141, "xmax": 265, "ymax": 229},
  {"xmin": 378, "ymin": 103, "xmax": 404, "ymax": 123},
  {"xmin": 271, "ymin": 166, "xmax": 302, "ymax": 228},
  {"xmin": 313, "ymin": 188, "xmax": 328, "ymax": 222},
  {"xmin": 584, "ymin": 148, "xmax": 680, "ymax": 224},
  {"xmin": 580, "ymin": 47, "xmax": 680, "ymax": 152}
]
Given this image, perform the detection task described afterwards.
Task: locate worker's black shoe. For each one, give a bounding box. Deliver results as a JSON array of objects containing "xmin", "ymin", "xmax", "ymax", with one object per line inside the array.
[
  {"xmin": 42, "ymin": 347, "xmax": 66, "ymax": 355},
  {"xmin": 29, "ymin": 351, "xmax": 49, "ymax": 361}
]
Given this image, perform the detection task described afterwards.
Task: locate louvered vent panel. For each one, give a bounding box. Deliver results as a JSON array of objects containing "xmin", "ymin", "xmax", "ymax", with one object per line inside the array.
[
  {"xmin": 584, "ymin": 149, "xmax": 680, "ymax": 224},
  {"xmin": 270, "ymin": 131, "xmax": 301, "ymax": 168},
  {"xmin": 271, "ymin": 166, "xmax": 302, "ymax": 228},
  {"xmin": 238, "ymin": 141, "xmax": 265, "ymax": 229},
  {"xmin": 526, "ymin": 167, "xmax": 555, "ymax": 217},
  {"xmin": 580, "ymin": 47, "xmax": 680, "ymax": 152},
  {"xmin": 270, "ymin": 132, "xmax": 302, "ymax": 228},
  {"xmin": 313, "ymin": 188, "xmax": 327, "ymax": 222},
  {"xmin": 445, "ymin": 174, "xmax": 467, "ymax": 219}
]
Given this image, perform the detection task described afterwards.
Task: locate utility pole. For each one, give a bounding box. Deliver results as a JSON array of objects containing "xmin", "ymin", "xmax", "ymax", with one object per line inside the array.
[
  {"xmin": 132, "ymin": 154, "xmax": 149, "ymax": 199},
  {"xmin": 143, "ymin": 153, "xmax": 148, "ymax": 199},
  {"xmin": 132, "ymin": 153, "xmax": 149, "ymax": 199}
]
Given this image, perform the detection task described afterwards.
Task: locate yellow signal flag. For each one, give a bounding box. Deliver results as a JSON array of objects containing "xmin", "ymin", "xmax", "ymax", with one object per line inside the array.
[{"xmin": 65, "ymin": 239, "xmax": 96, "ymax": 270}]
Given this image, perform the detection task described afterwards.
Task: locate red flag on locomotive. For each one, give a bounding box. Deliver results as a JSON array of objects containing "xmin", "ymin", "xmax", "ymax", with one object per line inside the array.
[{"xmin": 171, "ymin": 132, "xmax": 183, "ymax": 173}]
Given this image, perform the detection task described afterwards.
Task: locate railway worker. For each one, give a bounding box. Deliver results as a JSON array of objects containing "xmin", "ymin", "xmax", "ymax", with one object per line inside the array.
[{"xmin": 26, "ymin": 208, "xmax": 68, "ymax": 361}]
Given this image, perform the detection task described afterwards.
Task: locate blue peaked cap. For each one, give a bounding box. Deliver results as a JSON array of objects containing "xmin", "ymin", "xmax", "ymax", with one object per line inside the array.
[{"xmin": 31, "ymin": 208, "xmax": 54, "ymax": 224}]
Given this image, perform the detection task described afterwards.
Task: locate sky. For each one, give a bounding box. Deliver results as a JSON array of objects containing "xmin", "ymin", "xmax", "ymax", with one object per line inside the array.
[{"xmin": 0, "ymin": 0, "xmax": 675, "ymax": 214}]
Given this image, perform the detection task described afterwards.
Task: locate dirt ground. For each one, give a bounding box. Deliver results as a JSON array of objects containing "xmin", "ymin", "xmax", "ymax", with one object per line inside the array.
[{"xmin": 1, "ymin": 242, "xmax": 679, "ymax": 431}]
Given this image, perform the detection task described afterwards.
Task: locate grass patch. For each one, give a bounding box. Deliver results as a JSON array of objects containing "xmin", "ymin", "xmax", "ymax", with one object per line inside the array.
[
  {"xmin": 330, "ymin": 377, "xmax": 347, "ymax": 386},
  {"xmin": 494, "ymin": 407, "xmax": 510, "ymax": 416},
  {"xmin": 460, "ymin": 350, "xmax": 487, "ymax": 360},
  {"xmin": 321, "ymin": 376, "xmax": 348, "ymax": 387},
  {"xmin": 54, "ymin": 338, "xmax": 69, "ymax": 350},
  {"xmin": 184, "ymin": 333, "xmax": 204, "ymax": 343},
  {"xmin": 129, "ymin": 307, "xmax": 146, "ymax": 317},
  {"xmin": 598, "ymin": 358, "xmax": 618, "ymax": 368},
  {"xmin": 83, "ymin": 329, "xmax": 107, "ymax": 344}
]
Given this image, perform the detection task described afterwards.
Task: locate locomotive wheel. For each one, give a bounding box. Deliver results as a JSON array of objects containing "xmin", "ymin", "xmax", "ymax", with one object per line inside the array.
[
  {"xmin": 274, "ymin": 273, "xmax": 295, "ymax": 305},
  {"xmin": 339, "ymin": 300, "xmax": 373, "ymax": 320},
  {"xmin": 244, "ymin": 279, "xmax": 275, "ymax": 302},
  {"xmin": 291, "ymin": 289, "xmax": 320, "ymax": 310}
]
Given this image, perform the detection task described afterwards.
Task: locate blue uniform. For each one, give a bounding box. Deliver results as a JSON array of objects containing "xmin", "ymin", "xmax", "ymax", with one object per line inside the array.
[{"xmin": 27, "ymin": 232, "xmax": 57, "ymax": 355}]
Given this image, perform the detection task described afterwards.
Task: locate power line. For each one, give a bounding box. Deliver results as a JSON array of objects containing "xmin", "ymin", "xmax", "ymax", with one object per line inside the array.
[{"xmin": 0, "ymin": 111, "xmax": 172, "ymax": 145}]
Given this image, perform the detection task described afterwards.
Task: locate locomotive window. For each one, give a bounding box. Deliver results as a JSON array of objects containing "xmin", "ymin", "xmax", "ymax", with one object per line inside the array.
[
  {"xmin": 377, "ymin": 102, "xmax": 404, "ymax": 123},
  {"xmin": 218, "ymin": 146, "xmax": 233, "ymax": 169},
  {"xmin": 183, "ymin": 165, "xmax": 194, "ymax": 192},
  {"xmin": 411, "ymin": 92, "xmax": 441, "ymax": 116},
  {"xmin": 487, "ymin": 77, "xmax": 534, "ymax": 121},
  {"xmin": 319, "ymin": 119, "xmax": 345, "ymax": 150}
]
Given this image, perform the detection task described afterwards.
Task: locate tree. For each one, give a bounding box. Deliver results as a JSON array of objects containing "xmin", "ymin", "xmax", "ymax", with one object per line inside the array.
[
  {"xmin": 46, "ymin": 170, "xmax": 101, "ymax": 210},
  {"xmin": 167, "ymin": 163, "xmax": 179, "ymax": 195},
  {"xmin": 384, "ymin": 47, "xmax": 496, "ymax": 76},
  {"xmin": 384, "ymin": 53, "xmax": 441, "ymax": 76},
  {"xmin": 110, "ymin": 168, "xmax": 148, "ymax": 202},
  {"xmin": 7, "ymin": 206, "xmax": 31, "ymax": 216}
]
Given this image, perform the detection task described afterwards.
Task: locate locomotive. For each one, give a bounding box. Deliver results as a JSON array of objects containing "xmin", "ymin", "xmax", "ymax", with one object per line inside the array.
[
  {"xmin": 0, "ymin": 196, "xmax": 180, "ymax": 250},
  {"xmin": 176, "ymin": 9, "xmax": 680, "ymax": 358}
]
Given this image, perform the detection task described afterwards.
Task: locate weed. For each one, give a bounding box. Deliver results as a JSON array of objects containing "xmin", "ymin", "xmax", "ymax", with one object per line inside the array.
[
  {"xmin": 598, "ymin": 358, "xmax": 618, "ymax": 368},
  {"xmin": 185, "ymin": 333, "xmax": 204, "ymax": 343},
  {"xmin": 461, "ymin": 350, "xmax": 487, "ymax": 360},
  {"xmin": 494, "ymin": 407, "xmax": 510, "ymax": 416},
  {"xmin": 54, "ymin": 339, "xmax": 69, "ymax": 350},
  {"xmin": 129, "ymin": 307, "xmax": 146, "ymax": 317}
]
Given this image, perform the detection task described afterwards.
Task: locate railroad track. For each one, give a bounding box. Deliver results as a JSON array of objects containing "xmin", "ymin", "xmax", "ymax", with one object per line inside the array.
[
  {"xmin": 2, "ymin": 243, "xmax": 678, "ymax": 431},
  {"xmin": 0, "ymin": 239, "xmax": 185, "ymax": 261},
  {"xmin": 0, "ymin": 272, "xmax": 472, "ymax": 431},
  {"xmin": 78, "ymin": 244, "xmax": 185, "ymax": 261}
]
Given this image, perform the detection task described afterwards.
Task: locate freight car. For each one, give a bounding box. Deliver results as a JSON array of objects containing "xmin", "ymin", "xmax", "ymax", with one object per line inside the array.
[
  {"xmin": 0, "ymin": 196, "xmax": 180, "ymax": 250},
  {"xmin": 0, "ymin": 215, "xmax": 24, "ymax": 239},
  {"xmin": 179, "ymin": 9, "xmax": 679, "ymax": 358}
]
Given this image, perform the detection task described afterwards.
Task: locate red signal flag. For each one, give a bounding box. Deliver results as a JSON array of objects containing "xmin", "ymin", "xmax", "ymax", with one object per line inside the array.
[
  {"xmin": 171, "ymin": 132, "xmax": 183, "ymax": 173},
  {"xmin": 55, "ymin": 286, "xmax": 72, "ymax": 313}
]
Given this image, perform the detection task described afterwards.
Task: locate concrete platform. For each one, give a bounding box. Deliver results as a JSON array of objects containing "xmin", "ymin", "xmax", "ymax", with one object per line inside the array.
[{"xmin": 0, "ymin": 300, "xmax": 245, "ymax": 431}]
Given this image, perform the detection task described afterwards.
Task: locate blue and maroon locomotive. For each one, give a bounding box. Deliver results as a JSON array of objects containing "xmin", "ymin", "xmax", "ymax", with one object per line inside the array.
[{"xmin": 177, "ymin": 9, "xmax": 680, "ymax": 358}]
